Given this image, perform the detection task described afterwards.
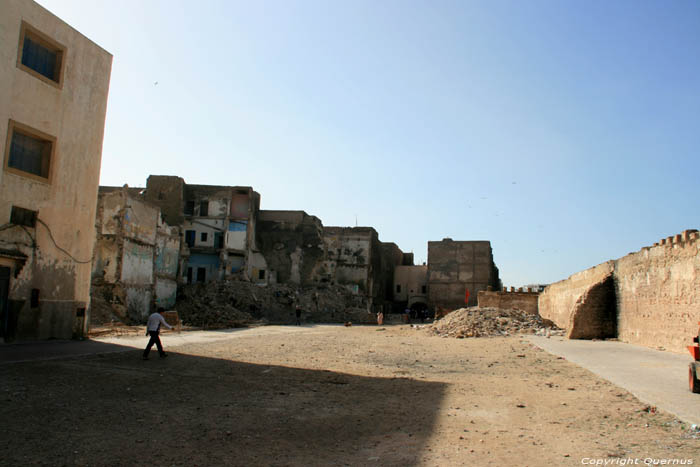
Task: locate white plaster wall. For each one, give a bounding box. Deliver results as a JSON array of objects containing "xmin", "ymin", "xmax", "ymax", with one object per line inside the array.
[
  {"xmin": 121, "ymin": 239, "xmax": 153, "ymax": 285},
  {"xmin": 155, "ymin": 278, "xmax": 177, "ymax": 309},
  {"xmin": 226, "ymin": 231, "xmax": 246, "ymax": 250},
  {"xmin": 123, "ymin": 194, "xmax": 158, "ymax": 245},
  {"xmin": 126, "ymin": 287, "xmax": 151, "ymax": 321}
]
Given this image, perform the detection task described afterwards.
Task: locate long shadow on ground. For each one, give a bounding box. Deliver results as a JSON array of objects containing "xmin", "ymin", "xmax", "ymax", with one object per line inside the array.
[{"xmin": 0, "ymin": 341, "xmax": 446, "ymax": 466}]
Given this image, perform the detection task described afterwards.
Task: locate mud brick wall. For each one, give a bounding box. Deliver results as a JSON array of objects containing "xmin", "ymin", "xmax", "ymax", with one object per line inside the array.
[
  {"xmin": 477, "ymin": 290, "xmax": 539, "ymax": 315},
  {"xmin": 615, "ymin": 232, "xmax": 700, "ymax": 352}
]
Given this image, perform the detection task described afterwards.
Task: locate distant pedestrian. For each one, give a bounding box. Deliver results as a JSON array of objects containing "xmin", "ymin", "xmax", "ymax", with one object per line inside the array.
[
  {"xmin": 295, "ymin": 305, "xmax": 302, "ymax": 326},
  {"xmin": 143, "ymin": 307, "xmax": 172, "ymax": 360},
  {"xmin": 404, "ymin": 307, "xmax": 411, "ymax": 324},
  {"xmin": 377, "ymin": 311, "xmax": 384, "ymax": 326}
]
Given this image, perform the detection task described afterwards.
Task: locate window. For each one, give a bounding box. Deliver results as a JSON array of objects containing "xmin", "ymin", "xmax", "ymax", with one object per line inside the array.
[
  {"xmin": 184, "ymin": 201, "xmax": 195, "ymax": 215},
  {"xmin": 4, "ymin": 120, "xmax": 55, "ymax": 182},
  {"xmin": 214, "ymin": 232, "xmax": 224, "ymax": 248},
  {"xmin": 17, "ymin": 22, "xmax": 65, "ymax": 87},
  {"xmin": 196, "ymin": 267, "xmax": 206, "ymax": 283},
  {"xmin": 186, "ymin": 267, "xmax": 193, "ymax": 284},
  {"xmin": 185, "ymin": 230, "xmax": 195, "ymax": 247},
  {"xmin": 201, "ymin": 232, "xmax": 208, "ymax": 242},
  {"xmin": 396, "ymin": 284, "xmax": 401, "ymax": 293},
  {"xmin": 258, "ymin": 269, "xmax": 266, "ymax": 280},
  {"xmin": 421, "ymin": 285, "xmax": 427, "ymax": 294},
  {"xmin": 200, "ymin": 201, "xmax": 209, "ymax": 216}
]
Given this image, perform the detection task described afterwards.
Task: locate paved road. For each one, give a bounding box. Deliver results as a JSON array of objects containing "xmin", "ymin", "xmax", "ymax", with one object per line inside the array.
[{"xmin": 527, "ymin": 335, "xmax": 700, "ymax": 426}]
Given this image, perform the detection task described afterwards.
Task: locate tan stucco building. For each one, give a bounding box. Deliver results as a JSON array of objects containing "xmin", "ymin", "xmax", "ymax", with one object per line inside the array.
[{"xmin": 0, "ymin": 0, "xmax": 112, "ymax": 340}]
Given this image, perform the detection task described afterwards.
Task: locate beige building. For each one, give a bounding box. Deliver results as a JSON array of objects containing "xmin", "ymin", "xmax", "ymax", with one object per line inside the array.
[
  {"xmin": 0, "ymin": 0, "xmax": 112, "ymax": 340},
  {"xmin": 393, "ymin": 265, "xmax": 428, "ymax": 310}
]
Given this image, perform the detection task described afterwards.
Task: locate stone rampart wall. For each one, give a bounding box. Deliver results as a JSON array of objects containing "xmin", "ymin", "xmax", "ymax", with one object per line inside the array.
[
  {"xmin": 539, "ymin": 230, "xmax": 700, "ymax": 353},
  {"xmin": 477, "ymin": 289, "xmax": 539, "ymax": 315}
]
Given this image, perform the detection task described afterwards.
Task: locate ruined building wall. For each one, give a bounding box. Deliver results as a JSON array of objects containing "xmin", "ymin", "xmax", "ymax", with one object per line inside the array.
[
  {"xmin": 91, "ymin": 189, "xmax": 180, "ymax": 324},
  {"xmin": 320, "ymin": 227, "xmax": 375, "ymax": 296},
  {"xmin": 143, "ymin": 175, "xmax": 185, "ymax": 226},
  {"xmin": 539, "ymin": 230, "xmax": 700, "ymax": 352},
  {"xmin": 478, "ymin": 289, "xmax": 540, "ymax": 315},
  {"xmin": 427, "ymin": 239, "xmax": 499, "ymax": 311},
  {"xmin": 256, "ymin": 210, "xmax": 325, "ymax": 286},
  {"xmin": 377, "ymin": 242, "xmax": 405, "ymax": 311},
  {"xmin": 0, "ymin": 0, "xmax": 112, "ymax": 340}
]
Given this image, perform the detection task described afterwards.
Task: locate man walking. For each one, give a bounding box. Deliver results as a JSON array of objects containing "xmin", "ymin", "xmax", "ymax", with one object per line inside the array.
[
  {"xmin": 295, "ymin": 304, "xmax": 302, "ymax": 326},
  {"xmin": 143, "ymin": 307, "xmax": 173, "ymax": 360}
]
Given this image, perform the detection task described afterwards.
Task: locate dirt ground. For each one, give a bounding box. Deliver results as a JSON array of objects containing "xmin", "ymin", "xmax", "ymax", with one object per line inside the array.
[{"xmin": 1, "ymin": 325, "xmax": 698, "ymax": 466}]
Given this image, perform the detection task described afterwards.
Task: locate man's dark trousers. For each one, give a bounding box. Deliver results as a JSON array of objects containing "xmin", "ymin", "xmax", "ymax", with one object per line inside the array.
[{"xmin": 143, "ymin": 331, "xmax": 165, "ymax": 358}]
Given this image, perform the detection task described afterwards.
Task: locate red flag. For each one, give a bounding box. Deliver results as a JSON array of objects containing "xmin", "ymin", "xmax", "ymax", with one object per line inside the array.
[{"xmin": 464, "ymin": 288, "xmax": 470, "ymax": 304}]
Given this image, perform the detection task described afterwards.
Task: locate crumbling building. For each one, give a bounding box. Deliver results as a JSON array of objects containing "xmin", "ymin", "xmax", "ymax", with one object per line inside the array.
[
  {"xmin": 141, "ymin": 175, "xmax": 264, "ymax": 285},
  {"xmin": 91, "ymin": 187, "xmax": 180, "ymax": 323},
  {"xmin": 0, "ymin": 0, "xmax": 112, "ymax": 341}
]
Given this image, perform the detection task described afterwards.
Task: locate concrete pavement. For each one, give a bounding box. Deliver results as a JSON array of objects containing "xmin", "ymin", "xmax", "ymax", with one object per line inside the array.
[{"xmin": 527, "ymin": 335, "xmax": 700, "ymax": 426}]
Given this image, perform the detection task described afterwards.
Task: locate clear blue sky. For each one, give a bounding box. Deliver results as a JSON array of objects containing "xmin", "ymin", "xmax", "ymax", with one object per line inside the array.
[{"xmin": 37, "ymin": 0, "xmax": 700, "ymax": 287}]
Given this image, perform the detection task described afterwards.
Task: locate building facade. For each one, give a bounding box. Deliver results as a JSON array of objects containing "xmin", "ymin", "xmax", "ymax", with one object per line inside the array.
[
  {"xmin": 427, "ymin": 239, "xmax": 500, "ymax": 311},
  {"xmin": 393, "ymin": 265, "xmax": 428, "ymax": 311},
  {"xmin": 0, "ymin": 0, "xmax": 112, "ymax": 340}
]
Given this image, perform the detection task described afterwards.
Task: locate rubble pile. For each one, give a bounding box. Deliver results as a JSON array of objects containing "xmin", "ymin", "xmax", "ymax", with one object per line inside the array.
[
  {"xmin": 176, "ymin": 280, "xmax": 373, "ymax": 328},
  {"xmin": 426, "ymin": 306, "xmax": 562, "ymax": 338}
]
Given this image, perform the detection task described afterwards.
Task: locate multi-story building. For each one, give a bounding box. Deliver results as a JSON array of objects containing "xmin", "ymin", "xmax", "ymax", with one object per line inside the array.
[
  {"xmin": 393, "ymin": 264, "xmax": 428, "ymax": 311},
  {"xmin": 0, "ymin": 0, "xmax": 112, "ymax": 341},
  {"xmin": 427, "ymin": 239, "xmax": 500, "ymax": 311},
  {"xmin": 140, "ymin": 176, "xmax": 264, "ymax": 285}
]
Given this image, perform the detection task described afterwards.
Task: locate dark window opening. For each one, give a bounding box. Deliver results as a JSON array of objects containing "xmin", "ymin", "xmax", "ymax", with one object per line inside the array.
[
  {"xmin": 10, "ymin": 206, "xmax": 37, "ymax": 227},
  {"xmin": 184, "ymin": 201, "xmax": 195, "ymax": 215},
  {"xmin": 7, "ymin": 127, "xmax": 52, "ymax": 179},
  {"xmin": 19, "ymin": 24, "xmax": 64, "ymax": 84},
  {"xmin": 396, "ymin": 284, "xmax": 401, "ymax": 293},
  {"xmin": 258, "ymin": 269, "xmax": 266, "ymax": 280},
  {"xmin": 215, "ymin": 232, "xmax": 224, "ymax": 249},
  {"xmin": 186, "ymin": 267, "xmax": 193, "ymax": 284},
  {"xmin": 196, "ymin": 267, "xmax": 206, "ymax": 283},
  {"xmin": 30, "ymin": 289, "xmax": 39, "ymax": 308},
  {"xmin": 200, "ymin": 201, "xmax": 209, "ymax": 216},
  {"xmin": 201, "ymin": 232, "xmax": 208, "ymax": 242},
  {"xmin": 185, "ymin": 230, "xmax": 195, "ymax": 247},
  {"xmin": 421, "ymin": 285, "xmax": 427, "ymax": 294}
]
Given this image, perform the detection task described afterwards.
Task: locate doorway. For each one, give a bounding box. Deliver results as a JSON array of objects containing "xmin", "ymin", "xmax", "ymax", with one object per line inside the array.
[{"xmin": 0, "ymin": 267, "xmax": 10, "ymax": 340}]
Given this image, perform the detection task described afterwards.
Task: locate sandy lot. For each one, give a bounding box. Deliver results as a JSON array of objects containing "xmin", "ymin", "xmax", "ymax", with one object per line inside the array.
[{"xmin": 1, "ymin": 325, "xmax": 698, "ymax": 466}]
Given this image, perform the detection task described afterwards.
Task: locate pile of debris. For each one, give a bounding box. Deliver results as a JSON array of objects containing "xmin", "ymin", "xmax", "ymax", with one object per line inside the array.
[
  {"xmin": 176, "ymin": 280, "xmax": 373, "ymax": 328},
  {"xmin": 425, "ymin": 306, "xmax": 562, "ymax": 338},
  {"xmin": 176, "ymin": 301, "xmax": 254, "ymax": 330}
]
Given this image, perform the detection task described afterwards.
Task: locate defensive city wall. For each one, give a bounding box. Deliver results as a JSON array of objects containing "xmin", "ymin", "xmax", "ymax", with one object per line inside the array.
[{"xmin": 539, "ymin": 229, "xmax": 700, "ymax": 353}]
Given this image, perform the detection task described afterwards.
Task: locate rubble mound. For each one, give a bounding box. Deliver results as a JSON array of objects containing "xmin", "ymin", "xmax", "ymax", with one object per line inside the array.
[
  {"xmin": 426, "ymin": 306, "xmax": 562, "ymax": 338},
  {"xmin": 176, "ymin": 280, "xmax": 372, "ymax": 328},
  {"xmin": 177, "ymin": 302, "xmax": 255, "ymax": 329}
]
